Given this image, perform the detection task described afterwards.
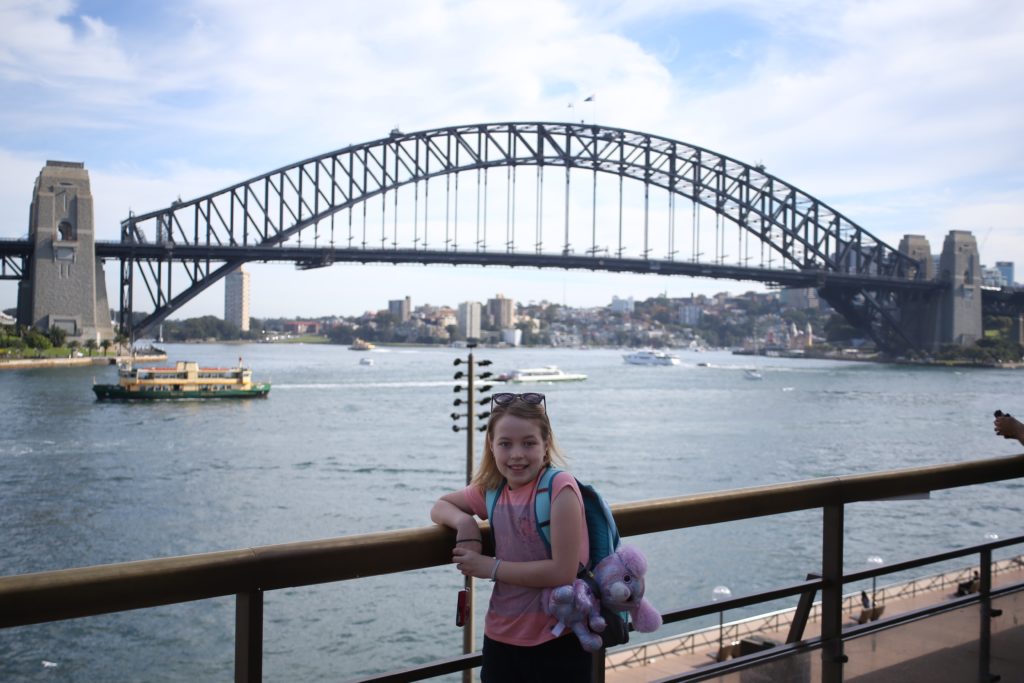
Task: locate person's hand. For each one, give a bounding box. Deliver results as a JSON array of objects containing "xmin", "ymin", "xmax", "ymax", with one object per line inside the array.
[
  {"xmin": 451, "ymin": 546, "xmax": 498, "ymax": 580},
  {"xmin": 994, "ymin": 414, "xmax": 1024, "ymax": 444}
]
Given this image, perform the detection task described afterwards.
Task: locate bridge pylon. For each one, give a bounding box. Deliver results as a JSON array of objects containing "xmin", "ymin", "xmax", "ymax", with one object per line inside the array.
[
  {"xmin": 17, "ymin": 161, "xmax": 114, "ymax": 344},
  {"xmin": 936, "ymin": 230, "xmax": 982, "ymax": 347},
  {"xmin": 894, "ymin": 230, "xmax": 982, "ymax": 353},
  {"xmin": 896, "ymin": 235, "xmax": 941, "ymax": 352}
]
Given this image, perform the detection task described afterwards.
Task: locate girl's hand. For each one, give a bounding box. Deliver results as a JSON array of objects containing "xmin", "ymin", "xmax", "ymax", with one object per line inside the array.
[{"xmin": 452, "ymin": 546, "xmax": 498, "ymax": 580}]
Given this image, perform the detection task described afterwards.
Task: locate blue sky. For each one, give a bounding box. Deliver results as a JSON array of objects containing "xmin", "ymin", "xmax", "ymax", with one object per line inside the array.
[{"xmin": 2, "ymin": 0, "xmax": 1022, "ymax": 318}]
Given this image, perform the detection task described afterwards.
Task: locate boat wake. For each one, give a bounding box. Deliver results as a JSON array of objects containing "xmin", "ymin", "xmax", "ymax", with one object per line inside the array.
[{"xmin": 274, "ymin": 380, "xmax": 455, "ymax": 390}]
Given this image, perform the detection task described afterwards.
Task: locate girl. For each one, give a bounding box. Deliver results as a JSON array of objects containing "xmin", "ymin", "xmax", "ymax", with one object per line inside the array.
[{"xmin": 430, "ymin": 391, "xmax": 591, "ymax": 682}]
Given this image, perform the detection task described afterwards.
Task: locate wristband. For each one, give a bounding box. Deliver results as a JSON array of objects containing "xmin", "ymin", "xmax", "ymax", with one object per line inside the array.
[
  {"xmin": 455, "ymin": 538, "xmax": 482, "ymax": 545},
  {"xmin": 490, "ymin": 558, "xmax": 502, "ymax": 582}
]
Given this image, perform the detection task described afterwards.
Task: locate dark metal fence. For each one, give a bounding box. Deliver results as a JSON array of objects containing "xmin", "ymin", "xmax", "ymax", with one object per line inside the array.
[{"xmin": 2, "ymin": 453, "xmax": 1023, "ymax": 682}]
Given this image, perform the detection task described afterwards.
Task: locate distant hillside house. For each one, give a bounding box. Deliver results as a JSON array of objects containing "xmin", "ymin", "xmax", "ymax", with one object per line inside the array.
[{"xmin": 284, "ymin": 321, "xmax": 320, "ymax": 334}]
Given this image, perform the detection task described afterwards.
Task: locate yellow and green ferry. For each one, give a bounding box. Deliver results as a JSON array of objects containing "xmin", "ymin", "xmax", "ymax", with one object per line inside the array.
[{"xmin": 93, "ymin": 360, "xmax": 271, "ymax": 400}]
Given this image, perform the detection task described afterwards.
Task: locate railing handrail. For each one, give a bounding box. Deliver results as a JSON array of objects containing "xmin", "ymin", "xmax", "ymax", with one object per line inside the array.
[{"xmin": 3, "ymin": 453, "xmax": 1022, "ymax": 629}]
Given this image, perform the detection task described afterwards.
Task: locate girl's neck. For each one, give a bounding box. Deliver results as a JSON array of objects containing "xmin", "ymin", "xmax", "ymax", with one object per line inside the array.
[{"xmin": 506, "ymin": 466, "xmax": 547, "ymax": 491}]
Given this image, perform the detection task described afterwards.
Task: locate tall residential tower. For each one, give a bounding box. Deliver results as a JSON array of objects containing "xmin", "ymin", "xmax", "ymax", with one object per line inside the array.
[{"xmin": 225, "ymin": 266, "xmax": 250, "ymax": 332}]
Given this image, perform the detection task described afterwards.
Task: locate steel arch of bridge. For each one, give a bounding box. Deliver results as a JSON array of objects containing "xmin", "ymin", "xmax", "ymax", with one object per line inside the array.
[{"xmin": 119, "ymin": 122, "xmax": 932, "ymax": 348}]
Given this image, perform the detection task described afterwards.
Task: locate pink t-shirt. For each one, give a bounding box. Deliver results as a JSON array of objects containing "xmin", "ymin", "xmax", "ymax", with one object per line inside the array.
[{"xmin": 463, "ymin": 470, "xmax": 589, "ymax": 646}]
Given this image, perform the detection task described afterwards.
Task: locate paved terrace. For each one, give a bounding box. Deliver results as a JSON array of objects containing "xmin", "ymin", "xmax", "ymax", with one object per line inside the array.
[{"xmin": 604, "ymin": 557, "xmax": 1024, "ymax": 682}]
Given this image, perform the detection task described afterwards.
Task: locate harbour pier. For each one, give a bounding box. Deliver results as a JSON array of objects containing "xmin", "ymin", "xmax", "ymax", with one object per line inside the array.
[{"xmin": 605, "ymin": 557, "xmax": 1024, "ymax": 681}]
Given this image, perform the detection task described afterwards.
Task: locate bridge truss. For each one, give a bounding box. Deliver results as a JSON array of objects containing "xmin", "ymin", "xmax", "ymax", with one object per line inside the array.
[
  {"xmin": 117, "ymin": 122, "xmax": 937, "ymax": 350},
  {"xmin": 0, "ymin": 239, "xmax": 29, "ymax": 280}
]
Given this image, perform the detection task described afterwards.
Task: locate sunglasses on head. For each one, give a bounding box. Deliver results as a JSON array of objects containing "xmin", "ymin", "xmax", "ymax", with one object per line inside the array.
[{"xmin": 491, "ymin": 392, "xmax": 546, "ymax": 410}]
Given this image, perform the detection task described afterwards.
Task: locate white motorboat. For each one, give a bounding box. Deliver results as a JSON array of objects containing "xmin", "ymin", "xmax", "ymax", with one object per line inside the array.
[
  {"xmin": 623, "ymin": 350, "xmax": 681, "ymax": 366},
  {"xmin": 495, "ymin": 366, "xmax": 588, "ymax": 383},
  {"xmin": 744, "ymin": 368, "xmax": 763, "ymax": 380}
]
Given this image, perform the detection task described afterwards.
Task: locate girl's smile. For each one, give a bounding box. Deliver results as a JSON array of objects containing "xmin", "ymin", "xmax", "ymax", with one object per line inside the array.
[{"xmin": 489, "ymin": 414, "xmax": 548, "ymax": 489}]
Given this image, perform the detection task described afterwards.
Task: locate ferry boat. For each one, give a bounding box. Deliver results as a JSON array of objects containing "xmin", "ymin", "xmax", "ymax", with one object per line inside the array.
[
  {"xmin": 495, "ymin": 366, "xmax": 587, "ymax": 383},
  {"xmin": 349, "ymin": 338, "xmax": 376, "ymax": 351},
  {"xmin": 92, "ymin": 360, "xmax": 271, "ymax": 400},
  {"xmin": 623, "ymin": 349, "xmax": 681, "ymax": 366}
]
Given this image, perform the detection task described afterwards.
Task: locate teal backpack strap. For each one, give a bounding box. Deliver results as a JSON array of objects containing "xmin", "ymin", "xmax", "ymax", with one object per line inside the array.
[
  {"xmin": 534, "ymin": 467, "xmax": 562, "ymax": 550},
  {"xmin": 485, "ymin": 481, "xmax": 506, "ymax": 522}
]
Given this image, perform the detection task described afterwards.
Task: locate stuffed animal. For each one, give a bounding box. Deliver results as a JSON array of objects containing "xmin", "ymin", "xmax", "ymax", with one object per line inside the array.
[
  {"xmin": 542, "ymin": 580, "xmax": 607, "ymax": 653},
  {"xmin": 592, "ymin": 545, "xmax": 662, "ymax": 633},
  {"xmin": 542, "ymin": 545, "xmax": 661, "ymax": 652}
]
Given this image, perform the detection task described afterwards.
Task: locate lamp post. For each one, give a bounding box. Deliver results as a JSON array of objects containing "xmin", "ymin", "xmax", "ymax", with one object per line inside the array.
[
  {"xmin": 711, "ymin": 585, "xmax": 732, "ymax": 650},
  {"xmin": 866, "ymin": 555, "xmax": 884, "ymax": 606},
  {"xmin": 451, "ymin": 339, "xmax": 492, "ymax": 683}
]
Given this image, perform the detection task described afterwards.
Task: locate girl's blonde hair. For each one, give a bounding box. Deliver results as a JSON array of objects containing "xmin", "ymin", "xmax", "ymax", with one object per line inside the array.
[{"xmin": 470, "ymin": 399, "xmax": 566, "ymax": 491}]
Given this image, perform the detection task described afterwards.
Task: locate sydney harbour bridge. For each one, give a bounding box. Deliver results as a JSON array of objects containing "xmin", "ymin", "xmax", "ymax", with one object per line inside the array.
[{"xmin": 3, "ymin": 121, "xmax": 1021, "ymax": 354}]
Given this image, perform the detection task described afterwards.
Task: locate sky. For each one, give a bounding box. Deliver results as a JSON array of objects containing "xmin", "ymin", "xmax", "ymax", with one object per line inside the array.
[{"xmin": 1, "ymin": 0, "xmax": 1022, "ymax": 319}]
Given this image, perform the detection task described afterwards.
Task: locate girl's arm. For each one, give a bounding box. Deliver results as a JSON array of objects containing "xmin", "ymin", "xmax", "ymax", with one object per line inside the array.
[
  {"xmin": 431, "ymin": 490, "xmax": 484, "ymax": 543},
  {"xmin": 452, "ymin": 486, "xmax": 582, "ymax": 587}
]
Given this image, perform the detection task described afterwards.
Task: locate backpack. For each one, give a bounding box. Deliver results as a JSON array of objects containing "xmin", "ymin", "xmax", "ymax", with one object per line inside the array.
[
  {"xmin": 484, "ymin": 466, "xmax": 621, "ymax": 572},
  {"xmin": 485, "ymin": 467, "xmax": 629, "ymax": 648}
]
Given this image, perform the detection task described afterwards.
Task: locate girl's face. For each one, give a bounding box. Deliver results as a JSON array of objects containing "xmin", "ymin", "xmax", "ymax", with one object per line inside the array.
[{"xmin": 489, "ymin": 413, "xmax": 548, "ymax": 489}]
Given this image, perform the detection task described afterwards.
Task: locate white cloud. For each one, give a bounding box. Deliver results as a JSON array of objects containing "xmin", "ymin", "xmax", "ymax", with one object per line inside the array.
[{"xmin": 2, "ymin": 0, "xmax": 1023, "ymax": 317}]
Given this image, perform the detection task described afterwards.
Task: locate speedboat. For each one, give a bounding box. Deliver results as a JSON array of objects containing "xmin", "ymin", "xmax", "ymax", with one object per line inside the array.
[
  {"xmin": 349, "ymin": 338, "xmax": 375, "ymax": 351},
  {"xmin": 495, "ymin": 366, "xmax": 587, "ymax": 383},
  {"xmin": 623, "ymin": 350, "xmax": 681, "ymax": 366},
  {"xmin": 744, "ymin": 368, "xmax": 763, "ymax": 380}
]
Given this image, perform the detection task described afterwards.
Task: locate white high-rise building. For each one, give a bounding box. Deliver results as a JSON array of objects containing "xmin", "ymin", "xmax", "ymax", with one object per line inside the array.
[
  {"xmin": 610, "ymin": 296, "xmax": 635, "ymax": 313},
  {"xmin": 225, "ymin": 266, "xmax": 250, "ymax": 332},
  {"xmin": 457, "ymin": 301, "xmax": 482, "ymax": 340}
]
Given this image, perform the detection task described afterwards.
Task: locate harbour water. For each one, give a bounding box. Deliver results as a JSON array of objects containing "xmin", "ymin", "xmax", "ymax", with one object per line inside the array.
[{"xmin": 2, "ymin": 344, "xmax": 1023, "ymax": 681}]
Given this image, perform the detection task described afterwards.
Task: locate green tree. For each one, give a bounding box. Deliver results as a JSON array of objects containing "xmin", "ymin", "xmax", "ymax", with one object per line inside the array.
[
  {"xmin": 114, "ymin": 330, "xmax": 129, "ymax": 354},
  {"xmin": 24, "ymin": 328, "xmax": 52, "ymax": 350},
  {"xmin": 100, "ymin": 339, "xmax": 112, "ymax": 356},
  {"xmin": 85, "ymin": 339, "xmax": 98, "ymax": 356},
  {"xmin": 326, "ymin": 325, "xmax": 355, "ymax": 344},
  {"xmin": 48, "ymin": 326, "xmax": 67, "ymax": 348},
  {"xmin": 824, "ymin": 314, "xmax": 860, "ymax": 343}
]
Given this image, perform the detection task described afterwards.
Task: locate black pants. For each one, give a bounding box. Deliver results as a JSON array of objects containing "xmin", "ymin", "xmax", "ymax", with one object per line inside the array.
[{"xmin": 481, "ymin": 634, "xmax": 593, "ymax": 683}]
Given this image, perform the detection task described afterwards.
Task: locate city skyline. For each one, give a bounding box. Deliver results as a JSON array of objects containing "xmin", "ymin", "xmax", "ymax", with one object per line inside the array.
[{"xmin": 1, "ymin": 1, "xmax": 1022, "ymax": 318}]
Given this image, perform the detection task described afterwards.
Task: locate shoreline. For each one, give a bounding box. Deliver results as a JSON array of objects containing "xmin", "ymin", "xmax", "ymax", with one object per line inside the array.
[
  {"xmin": 0, "ymin": 353, "xmax": 167, "ymax": 370},
  {"xmin": 3, "ymin": 342, "xmax": 1020, "ymax": 370},
  {"xmin": 732, "ymin": 348, "xmax": 1024, "ymax": 369}
]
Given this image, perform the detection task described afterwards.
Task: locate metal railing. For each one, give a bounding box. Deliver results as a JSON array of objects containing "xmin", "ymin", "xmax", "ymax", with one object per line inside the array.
[{"xmin": 2, "ymin": 453, "xmax": 1024, "ymax": 682}]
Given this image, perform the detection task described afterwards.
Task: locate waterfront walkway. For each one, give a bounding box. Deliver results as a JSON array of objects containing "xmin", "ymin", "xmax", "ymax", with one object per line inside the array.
[
  {"xmin": 604, "ymin": 557, "xmax": 1024, "ymax": 682},
  {"xmin": 0, "ymin": 352, "xmax": 165, "ymax": 370}
]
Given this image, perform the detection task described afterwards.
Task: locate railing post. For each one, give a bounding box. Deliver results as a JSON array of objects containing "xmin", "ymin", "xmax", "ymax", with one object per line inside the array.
[
  {"xmin": 235, "ymin": 590, "xmax": 264, "ymax": 683},
  {"xmin": 979, "ymin": 547, "xmax": 993, "ymax": 683},
  {"xmin": 464, "ymin": 347, "xmax": 476, "ymax": 683},
  {"xmin": 821, "ymin": 503, "xmax": 845, "ymax": 683}
]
